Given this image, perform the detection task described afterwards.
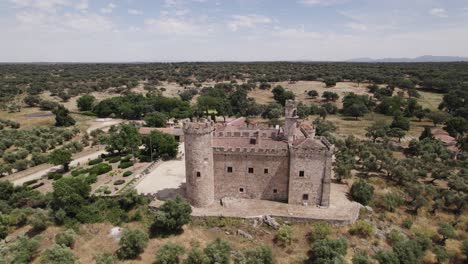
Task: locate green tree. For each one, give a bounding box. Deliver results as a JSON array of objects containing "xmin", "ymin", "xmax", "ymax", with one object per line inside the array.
[
  {"xmin": 183, "ymin": 245, "xmax": 206, "ymax": 264},
  {"xmin": 154, "ymin": 242, "xmax": 185, "ymax": 264},
  {"xmin": 309, "ymin": 238, "xmax": 348, "ymax": 264},
  {"xmin": 40, "ymin": 244, "xmax": 77, "ymax": 264},
  {"xmin": 151, "ymin": 196, "xmax": 192, "ymax": 235},
  {"xmin": 106, "ymin": 124, "xmax": 142, "ymax": 156},
  {"xmin": 117, "ymin": 229, "xmax": 149, "ymax": 259},
  {"xmin": 308, "ymin": 90, "xmax": 319, "ymax": 98},
  {"xmin": 419, "ymin": 126, "xmax": 434, "ymax": 140},
  {"xmin": 322, "ymin": 91, "xmax": 339, "ymax": 102},
  {"xmin": 48, "ymin": 148, "xmax": 72, "ymax": 172},
  {"xmin": 76, "ymin": 94, "xmax": 96, "ymax": 111},
  {"xmin": 272, "ymin": 86, "xmax": 295, "ymax": 105},
  {"xmin": 55, "ymin": 229, "xmax": 77, "ymax": 248},
  {"xmin": 94, "ymin": 252, "xmax": 117, "ymax": 264},
  {"xmin": 233, "ymin": 245, "xmax": 274, "ymax": 264},
  {"xmin": 204, "ymin": 238, "xmax": 231, "ymax": 264},
  {"xmin": 141, "ymin": 130, "xmax": 178, "ymax": 161},
  {"xmin": 28, "ymin": 209, "xmax": 49, "ymax": 232},
  {"xmin": 366, "ymin": 121, "xmax": 390, "ymax": 142},
  {"xmin": 52, "ymin": 105, "xmax": 75, "ymax": 127},
  {"xmin": 24, "ymin": 95, "xmax": 41, "ymax": 107},
  {"xmin": 391, "ymin": 113, "xmax": 410, "ymax": 131},
  {"xmin": 427, "ymin": 111, "xmax": 450, "ymax": 127},
  {"xmin": 444, "ymin": 116, "xmax": 467, "ymax": 140},
  {"xmin": 350, "ymin": 181, "xmax": 374, "ymax": 205},
  {"xmin": 145, "ymin": 112, "xmax": 168, "ymax": 127},
  {"xmin": 51, "ymin": 177, "xmax": 91, "ymax": 219}
]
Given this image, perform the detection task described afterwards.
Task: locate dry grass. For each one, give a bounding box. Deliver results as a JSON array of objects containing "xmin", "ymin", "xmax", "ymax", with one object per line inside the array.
[
  {"xmin": 248, "ymin": 81, "xmax": 370, "ymax": 108},
  {"xmin": 0, "ymin": 107, "xmax": 54, "ymax": 128},
  {"xmin": 417, "ymin": 90, "xmax": 444, "ymax": 111}
]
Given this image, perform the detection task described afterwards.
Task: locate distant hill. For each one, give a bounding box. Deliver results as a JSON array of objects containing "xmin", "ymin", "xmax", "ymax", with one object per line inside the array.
[{"xmin": 347, "ymin": 55, "xmax": 468, "ymax": 63}]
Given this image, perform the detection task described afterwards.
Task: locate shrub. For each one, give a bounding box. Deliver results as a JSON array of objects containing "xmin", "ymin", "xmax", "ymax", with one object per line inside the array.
[
  {"xmin": 47, "ymin": 172, "xmax": 63, "ymax": 180},
  {"xmin": 28, "ymin": 210, "xmax": 49, "ymax": 232},
  {"xmin": 402, "ymin": 219, "xmax": 413, "ymax": 229},
  {"xmin": 118, "ymin": 161, "xmax": 133, "ymax": 169},
  {"xmin": 113, "ymin": 180, "xmax": 125, "ymax": 185},
  {"xmin": 204, "ymin": 238, "xmax": 231, "ymax": 264},
  {"xmin": 276, "ymin": 225, "xmax": 292, "ymax": 246},
  {"xmin": 108, "ymin": 157, "xmax": 121, "ymax": 163},
  {"xmin": 392, "ymin": 239, "xmax": 425, "ymax": 264},
  {"xmin": 151, "ymin": 196, "xmax": 192, "ymax": 234},
  {"xmin": 88, "ymin": 157, "xmax": 103, "ymax": 165},
  {"xmin": 184, "ymin": 245, "xmax": 206, "ymax": 264},
  {"xmin": 94, "ymin": 252, "xmax": 117, "ymax": 264},
  {"xmin": 55, "ymin": 229, "xmax": 77, "ymax": 248},
  {"xmin": 381, "ymin": 192, "xmax": 405, "ymax": 212},
  {"xmin": 349, "ymin": 220, "xmax": 374, "ymax": 238},
  {"xmin": 374, "ymin": 250, "xmax": 399, "ymax": 264},
  {"xmin": 233, "ymin": 245, "xmax": 274, "ymax": 264},
  {"xmin": 350, "ymin": 181, "xmax": 374, "ymax": 206},
  {"xmin": 117, "ymin": 229, "xmax": 149, "ymax": 259},
  {"xmin": 4, "ymin": 235, "xmax": 41, "ymax": 263},
  {"xmin": 387, "ymin": 230, "xmax": 405, "ymax": 245},
  {"xmin": 154, "ymin": 242, "xmax": 185, "ymax": 264},
  {"xmin": 40, "ymin": 244, "xmax": 77, "ymax": 264},
  {"xmin": 309, "ymin": 222, "xmax": 332, "ymax": 242},
  {"xmin": 352, "ymin": 251, "xmax": 372, "ymax": 264},
  {"xmin": 123, "ymin": 171, "xmax": 132, "ymax": 177},
  {"xmin": 310, "ymin": 238, "xmax": 348, "ymax": 263},
  {"xmin": 88, "ymin": 163, "xmax": 112, "ymax": 176}
]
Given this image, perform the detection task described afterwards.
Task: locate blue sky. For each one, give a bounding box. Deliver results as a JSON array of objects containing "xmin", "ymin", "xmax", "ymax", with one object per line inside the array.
[{"xmin": 1, "ymin": 0, "xmax": 467, "ymax": 61}]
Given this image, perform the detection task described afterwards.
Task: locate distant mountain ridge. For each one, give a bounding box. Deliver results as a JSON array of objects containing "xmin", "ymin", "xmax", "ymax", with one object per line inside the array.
[{"xmin": 348, "ymin": 55, "xmax": 468, "ymax": 63}]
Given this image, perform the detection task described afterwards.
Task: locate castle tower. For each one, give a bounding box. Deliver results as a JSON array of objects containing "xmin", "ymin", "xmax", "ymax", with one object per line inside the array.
[
  {"xmin": 183, "ymin": 119, "xmax": 215, "ymax": 207},
  {"xmin": 284, "ymin": 100, "xmax": 299, "ymax": 143}
]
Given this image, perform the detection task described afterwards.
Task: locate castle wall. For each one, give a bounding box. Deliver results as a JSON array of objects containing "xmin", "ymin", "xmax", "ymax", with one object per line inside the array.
[
  {"xmin": 288, "ymin": 151, "xmax": 328, "ymax": 206},
  {"xmin": 213, "ymin": 151, "xmax": 289, "ymax": 202},
  {"xmin": 183, "ymin": 121, "xmax": 215, "ymax": 207}
]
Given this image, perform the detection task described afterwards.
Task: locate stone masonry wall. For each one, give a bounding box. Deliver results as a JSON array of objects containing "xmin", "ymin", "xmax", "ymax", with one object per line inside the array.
[
  {"xmin": 184, "ymin": 121, "xmax": 215, "ymax": 207},
  {"xmin": 213, "ymin": 152, "xmax": 289, "ymax": 202},
  {"xmin": 288, "ymin": 152, "xmax": 327, "ymax": 205}
]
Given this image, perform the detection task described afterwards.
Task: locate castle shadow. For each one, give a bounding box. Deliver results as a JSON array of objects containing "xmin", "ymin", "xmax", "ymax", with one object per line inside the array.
[{"xmin": 155, "ymin": 183, "xmax": 186, "ymax": 201}]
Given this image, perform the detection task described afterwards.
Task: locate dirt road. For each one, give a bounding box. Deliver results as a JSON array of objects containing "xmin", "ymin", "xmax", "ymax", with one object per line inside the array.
[{"xmin": 12, "ymin": 149, "xmax": 106, "ymax": 186}]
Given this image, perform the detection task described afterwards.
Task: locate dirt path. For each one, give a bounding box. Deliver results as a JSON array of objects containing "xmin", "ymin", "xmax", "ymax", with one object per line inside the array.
[
  {"xmin": 11, "ymin": 148, "xmax": 106, "ymax": 186},
  {"xmin": 86, "ymin": 118, "xmax": 125, "ymax": 134}
]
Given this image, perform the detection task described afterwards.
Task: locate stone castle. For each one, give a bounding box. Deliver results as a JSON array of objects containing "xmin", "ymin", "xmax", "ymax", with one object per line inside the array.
[{"xmin": 183, "ymin": 100, "xmax": 334, "ymax": 208}]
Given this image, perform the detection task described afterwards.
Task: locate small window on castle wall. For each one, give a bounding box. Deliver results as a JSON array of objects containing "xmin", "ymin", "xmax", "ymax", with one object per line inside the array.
[
  {"xmin": 248, "ymin": 168, "xmax": 254, "ymax": 173},
  {"xmin": 264, "ymin": 168, "xmax": 269, "ymax": 174},
  {"xmin": 273, "ymin": 189, "xmax": 278, "ymax": 194},
  {"xmin": 299, "ymin": 171, "xmax": 305, "ymax": 177},
  {"xmin": 250, "ymin": 138, "xmax": 256, "ymax": 145},
  {"xmin": 227, "ymin": 167, "xmax": 233, "ymax": 173},
  {"xmin": 239, "ymin": 188, "xmax": 244, "ymax": 193},
  {"xmin": 303, "ymin": 194, "xmax": 309, "ymax": 200},
  {"xmin": 196, "ymin": 172, "xmax": 201, "ymax": 178}
]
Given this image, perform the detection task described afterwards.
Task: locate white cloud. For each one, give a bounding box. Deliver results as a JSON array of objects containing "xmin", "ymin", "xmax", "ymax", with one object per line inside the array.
[
  {"xmin": 75, "ymin": 0, "xmax": 88, "ymax": 11},
  {"xmin": 100, "ymin": 3, "xmax": 116, "ymax": 14},
  {"xmin": 128, "ymin": 9, "xmax": 143, "ymax": 15},
  {"xmin": 272, "ymin": 26, "xmax": 321, "ymax": 39},
  {"xmin": 346, "ymin": 22, "xmax": 367, "ymax": 31},
  {"xmin": 429, "ymin": 8, "xmax": 448, "ymax": 18},
  {"xmin": 228, "ymin": 15, "xmax": 272, "ymax": 31},
  {"xmin": 299, "ymin": 0, "xmax": 348, "ymax": 6},
  {"xmin": 10, "ymin": 0, "xmax": 70, "ymax": 12},
  {"xmin": 144, "ymin": 17, "xmax": 213, "ymax": 36}
]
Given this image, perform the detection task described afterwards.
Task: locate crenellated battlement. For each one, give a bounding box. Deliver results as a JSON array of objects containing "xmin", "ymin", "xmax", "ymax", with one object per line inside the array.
[
  {"xmin": 213, "ymin": 146, "xmax": 288, "ymax": 156},
  {"xmin": 183, "ymin": 119, "xmax": 214, "ymax": 135}
]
